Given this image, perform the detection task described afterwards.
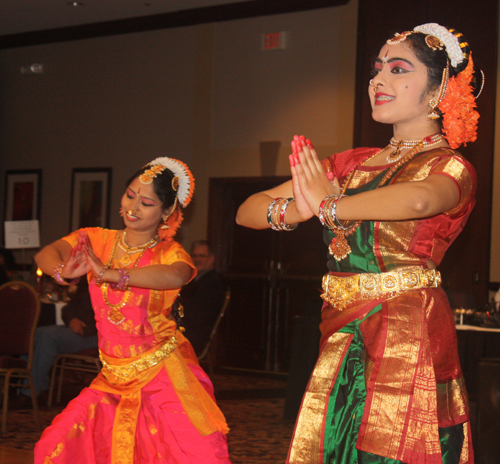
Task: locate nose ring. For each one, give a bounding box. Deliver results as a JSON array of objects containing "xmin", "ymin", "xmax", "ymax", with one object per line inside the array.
[
  {"xmin": 369, "ymin": 79, "xmax": 379, "ymax": 94},
  {"xmin": 127, "ymin": 209, "xmax": 137, "ymax": 216}
]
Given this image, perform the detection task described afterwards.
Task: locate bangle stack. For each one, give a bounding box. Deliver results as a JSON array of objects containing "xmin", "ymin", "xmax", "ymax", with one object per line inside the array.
[
  {"xmin": 52, "ymin": 264, "xmax": 80, "ymax": 286},
  {"xmin": 267, "ymin": 198, "xmax": 298, "ymax": 231},
  {"xmin": 318, "ymin": 194, "xmax": 347, "ymax": 230},
  {"xmin": 318, "ymin": 193, "xmax": 361, "ymax": 261},
  {"xmin": 110, "ymin": 269, "xmax": 130, "ymax": 292}
]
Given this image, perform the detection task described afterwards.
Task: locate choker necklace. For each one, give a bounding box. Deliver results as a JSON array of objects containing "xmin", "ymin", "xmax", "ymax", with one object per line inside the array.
[
  {"xmin": 118, "ymin": 231, "xmax": 158, "ymax": 265},
  {"xmin": 387, "ymin": 133, "xmax": 443, "ymax": 163}
]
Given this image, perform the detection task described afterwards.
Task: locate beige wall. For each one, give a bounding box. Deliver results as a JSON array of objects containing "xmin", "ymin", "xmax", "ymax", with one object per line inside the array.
[{"xmin": 0, "ymin": 1, "xmax": 358, "ymax": 264}]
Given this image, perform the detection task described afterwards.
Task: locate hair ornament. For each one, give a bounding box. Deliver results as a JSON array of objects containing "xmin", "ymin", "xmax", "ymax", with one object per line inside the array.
[
  {"xmin": 145, "ymin": 157, "xmax": 195, "ymax": 208},
  {"xmin": 413, "ymin": 23, "xmax": 465, "ymax": 69},
  {"xmin": 139, "ymin": 165, "xmax": 166, "ymax": 184},
  {"xmin": 438, "ymin": 53, "xmax": 479, "ymax": 149},
  {"xmin": 475, "ymin": 69, "xmax": 485, "ymax": 99},
  {"xmin": 386, "ymin": 31, "xmax": 412, "ymax": 45},
  {"xmin": 425, "ymin": 35, "xmax": 444, "ymax": 51}
]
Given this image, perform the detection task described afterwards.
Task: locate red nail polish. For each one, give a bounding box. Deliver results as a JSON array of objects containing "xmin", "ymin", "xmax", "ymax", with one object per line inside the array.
[
  {"xmin": 306, "ymin": 139, "xmax": 314, "ymax": 149},
  {"xmin": 326, "ymin": 172, "xmax": 334, "ymax": 181},
  {"xmin": 294, "ymin": 154, "xmax": 300, "ymax": 164},
  {"xmin": 293, "ymin": 135, "xmax": 300, "ymax": 141},
  {"xmin": 289, "ymin": 154, "xmax": 295, "ymax": 167},
  {"xmin": 300, "ymin": 135, "xmax": 306, "ymax": 142}
]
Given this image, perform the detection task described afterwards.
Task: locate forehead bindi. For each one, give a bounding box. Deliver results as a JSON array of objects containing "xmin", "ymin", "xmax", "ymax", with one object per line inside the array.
[
  {"xmin": 376, "ymin": 44, "xmax": 417, "ymax": 68},
  {"xmin": 128, "ymin": 181, "xmax": 158, "ymax": 203}
]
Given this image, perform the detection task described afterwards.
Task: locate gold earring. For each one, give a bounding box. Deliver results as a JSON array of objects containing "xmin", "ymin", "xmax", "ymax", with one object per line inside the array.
[
  {"xmin": 427, "ymin": 99, "xmax": 440, "ymax": 119},
  {"xmin": 427, "ymin": 64, "xmax": 449, "ymax": 120},
  {"xmin": 159, "ymin": 198, "xmax": 178, "ymax": 230},
  {"xmin": 160, "ymin": 211, "xmax": 172, "ymax": 229}
]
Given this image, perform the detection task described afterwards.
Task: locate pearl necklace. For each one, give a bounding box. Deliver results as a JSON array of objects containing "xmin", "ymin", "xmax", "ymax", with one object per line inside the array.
[{"xmin": 387, "ymin": 133, "xmax": 444, "ymax": 163}]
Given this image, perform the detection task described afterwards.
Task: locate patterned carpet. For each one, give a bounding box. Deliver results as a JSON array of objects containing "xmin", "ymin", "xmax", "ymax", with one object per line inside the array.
[{"xmin": 0, "ymin": 371, "xmax": 296, "ymax": 464}]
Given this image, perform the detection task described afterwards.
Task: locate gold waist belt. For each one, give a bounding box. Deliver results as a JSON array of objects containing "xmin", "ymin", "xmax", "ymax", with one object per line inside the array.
[
  {"xmin": 321, "ymin": 268, "xmax": 441, "ymax": 310},
  {"xmin": 99, "ymin": 336, "xmax": 178, "ymax": 381}
]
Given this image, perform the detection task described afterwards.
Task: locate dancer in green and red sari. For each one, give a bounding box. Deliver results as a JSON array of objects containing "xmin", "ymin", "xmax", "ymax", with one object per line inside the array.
[{"xmin": 237, "ymin": 23, "xmax": 480, "ymax": 464}]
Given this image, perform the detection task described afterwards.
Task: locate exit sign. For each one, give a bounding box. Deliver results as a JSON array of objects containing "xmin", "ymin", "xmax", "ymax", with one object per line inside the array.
[{"xmin": 262, "ymin": 31, "xmax": 287, "ymax": 50}]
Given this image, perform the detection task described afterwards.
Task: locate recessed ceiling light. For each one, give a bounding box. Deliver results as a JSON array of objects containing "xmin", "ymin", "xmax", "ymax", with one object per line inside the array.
[{"xmin": 67, "ymin": 2, "xmax": 84, "ymax": 6}]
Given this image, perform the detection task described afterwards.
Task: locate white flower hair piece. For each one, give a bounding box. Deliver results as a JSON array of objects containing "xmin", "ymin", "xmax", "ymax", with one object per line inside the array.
[
  {"xmin": 413, "ymin": 23, "xmax": 464, "ymax": 68},
  {"xmin": 146, "ymin": 157, "xmax": 195, "ymax": 208}
]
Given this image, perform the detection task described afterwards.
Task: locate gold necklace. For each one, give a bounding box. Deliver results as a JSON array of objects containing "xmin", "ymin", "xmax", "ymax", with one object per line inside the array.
[
  {"xmin": 101, "ymin": 233, "xmax": 151, "ymax": 324},
  {"xmin": 118, "ymin": 231, "xmax": 158, "ymax": 265},
  {"xmin": 328, "ymin": 141, "xmax": 426, "ymax": 261},
  {"xmin": 387, "ymin": 133, "xmax": 443, "ymax": 163}
]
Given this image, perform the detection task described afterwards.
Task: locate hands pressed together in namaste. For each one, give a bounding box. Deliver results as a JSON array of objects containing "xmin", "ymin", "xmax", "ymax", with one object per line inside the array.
[
  {"xmin": 60, "ymin": 231, "xmax": 106, "ymax": 281},
  {"xmin": 288, "ymin": 134, "xmax": 340, "ymax": 220}
]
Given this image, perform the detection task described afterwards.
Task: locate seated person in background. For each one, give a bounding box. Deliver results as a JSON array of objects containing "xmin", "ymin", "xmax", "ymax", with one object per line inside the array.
[
  {"xmin": 19, "ymin": 278, "xmax": 97, "ymax": 405},
  {"xmin": 181, "ymin": 240, "xmax": 225, "ymax": 356},
  {"xmin": 0, "ymin": 247, "xmax": 18, "ymax": 285},
  {"xmin": 495, "ymin": 287, "xmax": 500, "ymax": 311},
  {"xmin": 0, "ymin": 259, "xmax": 9, "ymax": 286}
]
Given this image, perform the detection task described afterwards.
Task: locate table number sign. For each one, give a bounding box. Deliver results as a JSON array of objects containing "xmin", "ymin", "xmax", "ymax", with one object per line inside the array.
[{"xmin": 4, "ymin": 220, "xmax": 40, "ymax": 249}]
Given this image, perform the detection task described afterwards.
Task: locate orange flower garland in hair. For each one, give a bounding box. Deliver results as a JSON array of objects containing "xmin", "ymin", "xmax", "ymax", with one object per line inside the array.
[{"xmin": 438, "ymin": 53, "xmax": 479, "ymax": 149}]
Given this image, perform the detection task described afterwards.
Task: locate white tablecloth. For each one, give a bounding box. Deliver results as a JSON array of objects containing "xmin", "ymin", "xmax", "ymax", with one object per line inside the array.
[{"xmin": 455, "ymin": 324, "xmax": 500, "ymax": 333}]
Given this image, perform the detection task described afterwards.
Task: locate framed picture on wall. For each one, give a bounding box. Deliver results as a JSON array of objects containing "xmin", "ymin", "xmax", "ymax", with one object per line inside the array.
[
  {"xmin": 70, "ymin": 168, "xmax": 112, "ymax": 231},
  {"xmin": 3, "ymin": 169, "xmax": 42, "ymax": 222}
]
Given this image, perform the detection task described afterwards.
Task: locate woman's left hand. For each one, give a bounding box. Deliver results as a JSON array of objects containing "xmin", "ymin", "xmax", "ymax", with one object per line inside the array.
[{"xmin": 291, "ymin": 135, "xmax": 340, "ymax": 216}]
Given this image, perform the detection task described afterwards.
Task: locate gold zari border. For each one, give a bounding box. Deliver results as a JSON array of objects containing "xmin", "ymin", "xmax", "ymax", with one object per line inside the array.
[
  {"xmin": 321, "ymin": 269, "xmax": 441, "ymax": 310},
  {"xmin": 287, "ymin": 332, "xmax": 352, "ymax": 463},
  {"xmin": 99, "ymin": 336, "xmax": 178, "ymax": 381}
]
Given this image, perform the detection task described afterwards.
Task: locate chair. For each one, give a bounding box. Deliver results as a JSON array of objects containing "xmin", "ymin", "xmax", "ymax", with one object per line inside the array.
[
  {"xmin": 0, "ymin": 281, "xmax": 41, "ymax": 433},
  {"xmin": 48, "ymin": 347, "xmax": 101, "ymax": 407},
  {"xmin": 197, "ymin": 290, "xmax": 230, "ymax": 374}
]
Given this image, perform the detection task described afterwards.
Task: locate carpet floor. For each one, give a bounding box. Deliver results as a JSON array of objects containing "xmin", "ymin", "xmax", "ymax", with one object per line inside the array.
[{"xmin": 0, "ymin": 371, "xmax": 296, "ymax": 464}]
